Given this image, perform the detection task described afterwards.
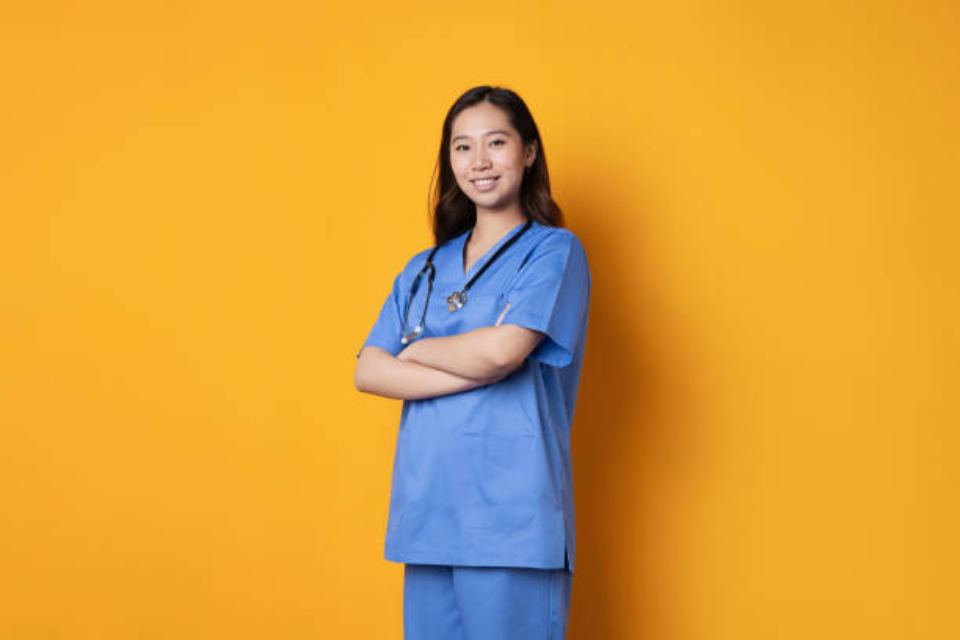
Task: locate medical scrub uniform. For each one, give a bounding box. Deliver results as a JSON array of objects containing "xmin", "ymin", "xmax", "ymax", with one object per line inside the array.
[{"xmin": 358, "ymin": 218, "xmax": 591, "ymax": 639}]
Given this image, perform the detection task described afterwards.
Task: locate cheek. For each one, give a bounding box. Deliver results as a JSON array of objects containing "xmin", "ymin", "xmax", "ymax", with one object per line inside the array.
[
  {"xmin": 499, "ymin": 154, "xmax": 523, "ymax": 175},
  {"xmin": 450, "ymin": 157, "xmax": 470, "ymax": 179},
  {"xmin": 499, "ymin": 161, "xmax": 522, "ymax": 182},
  {"xmin": 455, "ymin": 173, "xmax": 472, "ymax": 191}
]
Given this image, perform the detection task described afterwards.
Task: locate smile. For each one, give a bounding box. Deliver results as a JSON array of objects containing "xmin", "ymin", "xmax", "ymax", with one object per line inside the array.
[{"xmin": 471, "ymin": 177, "xmax": 499, "ymax": 191}]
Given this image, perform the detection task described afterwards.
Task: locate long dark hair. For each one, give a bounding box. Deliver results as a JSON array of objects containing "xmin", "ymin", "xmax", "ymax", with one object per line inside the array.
[{"xmin": 428, "ymin": 85, "xmax": 564, "ymax": 246}]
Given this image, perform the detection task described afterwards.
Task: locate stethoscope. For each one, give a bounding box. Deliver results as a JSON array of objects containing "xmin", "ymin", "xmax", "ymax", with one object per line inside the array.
[{"xmin": 400, "ymin": 219, "xmax": 533, "ymax": 345}]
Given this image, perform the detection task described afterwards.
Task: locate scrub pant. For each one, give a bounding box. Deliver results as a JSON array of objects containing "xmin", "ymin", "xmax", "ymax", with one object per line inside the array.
[{"xmin": 403, "ymin": 562, "xmax": 572, "ymax": 640}]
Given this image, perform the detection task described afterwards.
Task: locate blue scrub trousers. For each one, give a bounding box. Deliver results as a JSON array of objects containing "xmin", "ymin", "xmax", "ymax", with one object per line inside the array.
[{"xmin": 403, "ymin": 562, "xmax": 573, "ymax": 640}]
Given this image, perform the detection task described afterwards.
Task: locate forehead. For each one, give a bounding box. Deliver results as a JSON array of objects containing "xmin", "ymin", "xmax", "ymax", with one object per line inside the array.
[{"xmin": 450, "ymin": 102, "xmax": 515, "ymax": 139}]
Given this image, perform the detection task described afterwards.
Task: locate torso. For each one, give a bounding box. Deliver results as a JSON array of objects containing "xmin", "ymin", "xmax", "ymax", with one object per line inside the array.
[
  {"xmin": 381, "ymin": 219, "xmax": 589, "ymax": 574},
  {"xmin": 462, "ymin": 220, "xmax": 529, "ymax": 275},
  {"xmin": 462, "ymin": 242, "xmax": 492, "ymax": 275}
]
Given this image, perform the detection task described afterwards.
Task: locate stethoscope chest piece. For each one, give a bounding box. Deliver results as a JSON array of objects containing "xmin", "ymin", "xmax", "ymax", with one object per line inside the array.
[
  {"xmin": 400, "ymin": 219, "xmax": 532, "ymax": 342},
  {"xmin": 446, "ymin": 290, "xmax": 467, "ymax": 312}
]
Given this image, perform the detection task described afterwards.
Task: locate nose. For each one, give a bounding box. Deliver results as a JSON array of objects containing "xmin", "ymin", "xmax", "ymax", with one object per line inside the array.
[{"xmin": 471, "ymin": 145, "xmax": 492, "ymax": 171}]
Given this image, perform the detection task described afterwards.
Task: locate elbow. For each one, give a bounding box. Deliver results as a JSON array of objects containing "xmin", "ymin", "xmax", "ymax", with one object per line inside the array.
[
  {"xmin": 354, "ymin": 352, "xmax": 375, "ymax": 393},
  {"xmin": 354, "ymin": 366, "xmax": 369, "ymax": 393},
  {"xmin": 484, "ymin": 326, "xmax": 542, "ymax": 381},
  {"xmin": 355, "ymin": 346, "xmax": 395, "ymax": 395},
  {"xmin": 485, "ymin": 347, "xmax": 522, "ymax": 383}
]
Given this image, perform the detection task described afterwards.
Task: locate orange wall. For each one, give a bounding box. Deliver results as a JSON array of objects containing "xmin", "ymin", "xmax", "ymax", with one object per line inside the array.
[{"xmin": 1, "ymin": 1, "xmax": 956, "ymax": 638}]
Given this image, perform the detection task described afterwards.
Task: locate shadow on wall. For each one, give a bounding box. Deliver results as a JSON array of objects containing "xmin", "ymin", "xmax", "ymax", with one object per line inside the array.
[{"xmin": 564, "ymin": 171, "xmax": 711, "ymax": 639}]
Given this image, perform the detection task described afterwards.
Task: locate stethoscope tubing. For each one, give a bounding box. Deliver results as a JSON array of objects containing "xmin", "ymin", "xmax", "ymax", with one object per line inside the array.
[{"xmin": 400, "ymin": 219, "xmax": 533, "ymax": 344}]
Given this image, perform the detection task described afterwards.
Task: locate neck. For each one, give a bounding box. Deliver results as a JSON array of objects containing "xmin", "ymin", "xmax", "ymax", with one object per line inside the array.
[{"xmin": 472, "ymin": 207, "xmax": 527, "ymax": 244}]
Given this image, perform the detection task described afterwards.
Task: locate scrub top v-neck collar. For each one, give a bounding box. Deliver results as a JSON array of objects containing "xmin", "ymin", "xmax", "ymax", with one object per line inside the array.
[{"xmin": 457, "ymin": 218, "xmax": 535, "ymax": 280}]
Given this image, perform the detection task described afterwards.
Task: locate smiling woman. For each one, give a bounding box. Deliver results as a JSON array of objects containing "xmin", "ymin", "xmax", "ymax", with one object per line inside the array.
[{"xmin": 354, "ymin": 85, "xmax": 590, "ymax": 640}]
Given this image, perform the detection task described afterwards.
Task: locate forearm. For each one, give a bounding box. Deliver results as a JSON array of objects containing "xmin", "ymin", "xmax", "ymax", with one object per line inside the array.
[
  {"xmin": 355, "ymin": 346, "xmax": 500, "ymax": 400},
  {"xmin": 396, "ymin": 326, "xmax": 508, "ymax": 381}
]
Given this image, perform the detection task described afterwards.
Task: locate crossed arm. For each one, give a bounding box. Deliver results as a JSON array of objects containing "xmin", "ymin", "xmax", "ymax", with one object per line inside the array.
[{"xmin": 354, "ymin": 311, "xmax": 545, "ymax": 401}]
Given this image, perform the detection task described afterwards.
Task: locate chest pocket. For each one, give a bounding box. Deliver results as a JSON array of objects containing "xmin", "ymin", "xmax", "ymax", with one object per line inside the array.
[{"xmin": 424, "ymin": 289, "xmax": 507, "ymax": 339}]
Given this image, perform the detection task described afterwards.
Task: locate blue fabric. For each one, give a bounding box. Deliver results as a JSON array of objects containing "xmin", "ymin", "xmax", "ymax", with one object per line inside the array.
[
  {"xmin": 403, "ymin": 563, "xmax": 572, "ymax": 640},
  {"xmin": 358, "ymin": 219, "xmax": 591, "ymax": 575}
]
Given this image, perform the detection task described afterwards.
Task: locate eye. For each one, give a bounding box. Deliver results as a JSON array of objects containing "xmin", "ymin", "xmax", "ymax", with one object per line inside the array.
[
  {"xmin": 490, "ymin": 139, "xmax": 505, "ymax": 146},
  {"xmin": 454, "ymin": 143, "xmax": 468, "ymax": 151}
]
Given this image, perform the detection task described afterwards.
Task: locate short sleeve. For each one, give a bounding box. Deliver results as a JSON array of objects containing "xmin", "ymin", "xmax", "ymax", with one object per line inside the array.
[
  {"xmin": 357, "ymin": 269, "xmax": 407, "ymax": 359},
  {"xmin": 499, "ymin": 232, "xmax": 591, "ymax": 368}
]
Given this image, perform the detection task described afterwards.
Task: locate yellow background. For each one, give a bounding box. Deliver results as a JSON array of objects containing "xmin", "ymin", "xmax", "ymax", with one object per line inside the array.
[{"xmin": 1, "ymin": 1, "xmax": 956, "ymax": 638}]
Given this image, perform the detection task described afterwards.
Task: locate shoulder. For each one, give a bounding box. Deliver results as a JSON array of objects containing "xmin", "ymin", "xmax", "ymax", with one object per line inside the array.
[
  {"xmin": 527, "ymin": 222, "xmax": 588, "ymax": 264},
  {"xmin": 395, "ymin": 232, "xmax": 459, "ymax": 282},
  {"xmin": 403, "ymin": 245, "xmax": 436, "ymax": 271}
]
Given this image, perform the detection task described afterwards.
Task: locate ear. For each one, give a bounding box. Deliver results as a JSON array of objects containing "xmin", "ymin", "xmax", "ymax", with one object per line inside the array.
[{"xmin": 525, "ymin": 139, "xmax": 539, "ymax": 168}]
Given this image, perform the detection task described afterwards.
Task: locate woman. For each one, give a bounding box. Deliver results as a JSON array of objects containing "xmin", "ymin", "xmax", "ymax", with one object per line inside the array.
[{"xmin": 354, "ymin": 85, "xmax": 591, "ymax": 640}]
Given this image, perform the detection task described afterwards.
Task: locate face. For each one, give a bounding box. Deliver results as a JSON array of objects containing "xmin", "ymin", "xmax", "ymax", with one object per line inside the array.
[{"xmin": 449, "ymin": 101, "xmax": 537, "ymax": 214}]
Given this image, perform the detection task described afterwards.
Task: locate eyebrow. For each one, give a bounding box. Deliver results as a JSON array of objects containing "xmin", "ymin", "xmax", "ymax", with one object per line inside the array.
[{"xmin": 451, "ymin": 129, "xmax": 512, "ymax": 143}]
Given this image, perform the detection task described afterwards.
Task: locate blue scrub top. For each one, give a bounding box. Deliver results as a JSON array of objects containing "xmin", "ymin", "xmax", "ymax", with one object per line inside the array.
[{"xmin": 358, "ymin": 218, "xmax": 591, "ymax": 575}]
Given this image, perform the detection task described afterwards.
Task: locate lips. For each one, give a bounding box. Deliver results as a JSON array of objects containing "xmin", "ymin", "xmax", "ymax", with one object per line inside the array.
[{"xmin": 471, "ymin": 176, "xmax": 499, "ymax": 191}]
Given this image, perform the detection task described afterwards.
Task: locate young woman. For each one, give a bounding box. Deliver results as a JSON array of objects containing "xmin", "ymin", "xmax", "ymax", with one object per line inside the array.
[{"xmin": 354, "ymin": 85, "xmax": 591, "ymax": 640}]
